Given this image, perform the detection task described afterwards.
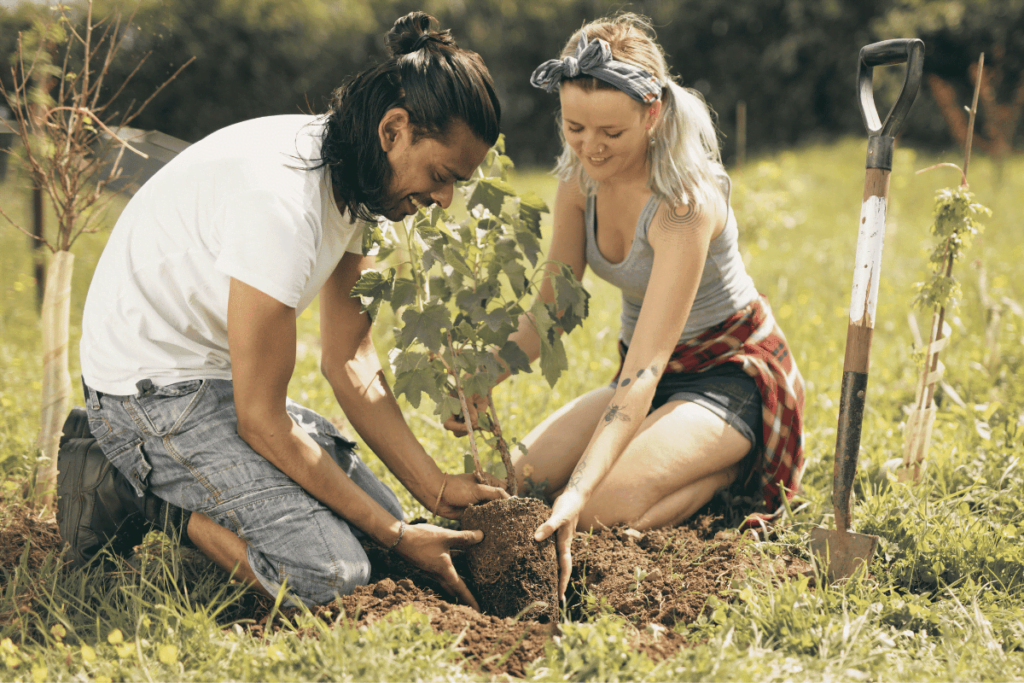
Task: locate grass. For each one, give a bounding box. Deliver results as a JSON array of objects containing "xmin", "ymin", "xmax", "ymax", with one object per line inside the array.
[{"xmin": 2, "ymin": 138, "xmax": 1024, "ymax": 680}]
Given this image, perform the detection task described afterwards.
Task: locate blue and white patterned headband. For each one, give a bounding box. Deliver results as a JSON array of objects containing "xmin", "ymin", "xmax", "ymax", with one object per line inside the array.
[{"xmin": 530, "ymin": 32, "xmax": 663, "ymax": 104}]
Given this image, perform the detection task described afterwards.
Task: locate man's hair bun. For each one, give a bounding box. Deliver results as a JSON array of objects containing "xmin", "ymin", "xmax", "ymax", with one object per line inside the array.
[{"xmin": 386, "ymin": 11, "xmax": 456, "ymax": 57}]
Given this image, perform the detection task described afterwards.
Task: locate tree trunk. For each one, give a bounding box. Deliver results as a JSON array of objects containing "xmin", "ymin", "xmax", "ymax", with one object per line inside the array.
[{"xmin": 35, "ymin": 249, "xmax": 74, "ymax": 509}]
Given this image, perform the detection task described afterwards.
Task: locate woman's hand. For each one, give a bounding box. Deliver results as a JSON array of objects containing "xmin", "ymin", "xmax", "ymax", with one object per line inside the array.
[
  {"xmin": 533, "ymin": 487, "xmax": 586, "ymax": 601},
  {"xmin": 442, "ymin": 394, "xmax": 489, "ymax": 436},
  {"xmin": 432, "ymin": 472, "xmax": 508, "ymax": 520},
  {"xmin": 394, "ymin": 523, "xmax": 486, "ymax": 610}
]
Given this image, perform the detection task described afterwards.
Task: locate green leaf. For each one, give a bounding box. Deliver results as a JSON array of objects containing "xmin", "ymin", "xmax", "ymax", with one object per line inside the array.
[
  {"xmin": 428, "ymin": 274, "xmax": 451, "ymax": 303},
  {"xmin": 468, "ymin": 177, "xmax": 517, "ymax": 216},
  {"xmin": 436, "ymin": 395, "xmax": 463, "ymax": 423},
  {"xmin": 390, "ymin": 277, "xmax": 417, "ymax": 309},
  {"xmin": 455, "ymin": 282, "xmax": 495, "ymax": 314},
  {"xmin": 515, "ymin": 226, "xmax": 543, "ymax": 267},
  {"xmin": 443, "ymin": 244, "xmax": 475, "ymax": 278},
  {"xmin": 479, "ymin": 305, "xmax": 514, "ymax": 333},
  {"xmin": 463, "ymin": 452, "xmax": 475, "ymax": 475},
  {"xmin": 361, "ymin": 221, "xmax": 384, "ymax": 256},
  {"xmin": 398, "ymin": 302, "xmax": 451, "ymax": 353},
  {"xmin": 392, "ymin": 350, "xmax": 430, "ymax": 375},
  {"xmin": 393, "ymin": 368, "xmax": 437, "ymax": 409},
  {"xmin": 502, "ymin": 259, "xmax": 529, "ymax": 298},
  {"xmin": 539, "ymin": 334, "xmax": 569, "ymax": 387},
  {"xmin": 351, "ymin": 268, "xmax": 394, "ymax": 301},
  {"xmin": 518, "ymin": 192, "xmax": 549, "ymax": 237},
  {"xmin": 498, "ymin": 341, "xmax": 532, "ymax": 376}
]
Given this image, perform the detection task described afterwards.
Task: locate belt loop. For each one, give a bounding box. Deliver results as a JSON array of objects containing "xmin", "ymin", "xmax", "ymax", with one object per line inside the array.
[
  {"xmin": 82, "ymin": 380, "xmax": 102, "ymax": 411},
  {"xmin": 135, "ymin": 378, "xmax": 155, "ymax": 398}
]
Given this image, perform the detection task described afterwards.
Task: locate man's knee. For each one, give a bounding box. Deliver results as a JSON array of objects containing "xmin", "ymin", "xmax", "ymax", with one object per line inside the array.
[{"xmin": 286, "ymin": 553, "xmax": 372, "ymax": 606}]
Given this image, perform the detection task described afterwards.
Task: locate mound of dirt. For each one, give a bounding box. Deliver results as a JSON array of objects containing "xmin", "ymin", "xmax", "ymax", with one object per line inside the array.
[
  {"xmin": 460, "ymin": 497, "xmax": 558, "ymax": 622},
  {"xmin": 0, "ymin": 498, "xmax": 810, "ymax": 678}
]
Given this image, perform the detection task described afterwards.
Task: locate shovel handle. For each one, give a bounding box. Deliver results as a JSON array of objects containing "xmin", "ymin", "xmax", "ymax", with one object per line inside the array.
[
  {"xmin": 858, "ymin": 39, "xmax": 925, "ymax": 139},
  {"xmin": 832, "ymin": 40, "xmax": 925, "ymax": 532}
]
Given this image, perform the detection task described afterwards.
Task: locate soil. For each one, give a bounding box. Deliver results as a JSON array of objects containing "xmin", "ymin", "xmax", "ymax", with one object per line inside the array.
[
  {"xmin": 460, "ymin": 497, "xmax": 558, "ymax": 622},
  {"xmin": 0, "ymin": 496, "xmax": 813, "ymax": 679}
]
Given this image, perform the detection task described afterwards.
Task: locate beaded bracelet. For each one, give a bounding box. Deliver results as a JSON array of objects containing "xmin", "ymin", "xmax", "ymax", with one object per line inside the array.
[{"xmin": 388, "ymin": 520, "xmax": 407, "ymax": 551}]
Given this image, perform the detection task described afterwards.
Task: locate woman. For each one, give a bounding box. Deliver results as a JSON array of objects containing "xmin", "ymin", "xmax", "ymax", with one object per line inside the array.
[{"xmin": 507, "ymin": 15, "xmax": 803, "ymax": 598}]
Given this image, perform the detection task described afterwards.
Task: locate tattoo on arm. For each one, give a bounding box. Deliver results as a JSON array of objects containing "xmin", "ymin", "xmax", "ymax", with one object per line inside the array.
[
  {"xmin": 655, "ymin": 201, "xmax": 706, "ymax": 239},
  {"xmin": 635, "ymin": 364, "xmax": 662, "ymax": 380},
  {"xmin": 568, "ymin": 457, "xmax": 587, "ymax": 490},
  {"xmin": 602, "ymin": 404, "xmax": 631, "ymax": 424}
]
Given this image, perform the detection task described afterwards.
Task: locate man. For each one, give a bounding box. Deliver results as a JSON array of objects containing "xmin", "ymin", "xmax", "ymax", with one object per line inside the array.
[{"xmin": 57, "ymin": 12, "xmax": 507, "ymax": 609}]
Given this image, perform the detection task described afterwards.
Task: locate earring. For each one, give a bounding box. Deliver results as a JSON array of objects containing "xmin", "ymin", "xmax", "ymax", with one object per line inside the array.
[{"xmin": 648, "ymin": 133, "xmax": 655, "ymax": 147}]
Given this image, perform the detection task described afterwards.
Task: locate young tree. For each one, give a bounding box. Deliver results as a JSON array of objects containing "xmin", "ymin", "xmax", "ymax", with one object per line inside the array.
[
  {"xmin": 353, "ymin": 139, "xmax": 589, "ymax": 496},
  {"xmin": 0, "ymin": 0, "xmax": 191, "ymax": 508}
]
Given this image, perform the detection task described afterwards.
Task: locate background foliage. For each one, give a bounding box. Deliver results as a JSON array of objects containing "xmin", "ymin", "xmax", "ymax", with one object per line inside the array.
[{"xmin": 3, "ymin": 0, "xmax": 1022, "ymax": 164}]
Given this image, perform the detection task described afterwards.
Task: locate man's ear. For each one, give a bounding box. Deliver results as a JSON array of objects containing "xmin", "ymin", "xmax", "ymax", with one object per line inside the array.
[{"xmin": 379, "ymin": 107, "xmax": 411, "ymax": 153}]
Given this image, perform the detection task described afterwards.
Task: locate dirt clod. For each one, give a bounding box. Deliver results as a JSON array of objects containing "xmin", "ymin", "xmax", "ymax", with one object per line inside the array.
[{"xmin": 461, "ymin": 497, "xmax": 558, "ymax": 622}]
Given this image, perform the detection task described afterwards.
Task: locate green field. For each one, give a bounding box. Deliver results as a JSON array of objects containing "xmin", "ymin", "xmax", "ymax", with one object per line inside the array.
[{"xmin": 2, "ymin": 139, "xmax": 1024, "ymax": 681}]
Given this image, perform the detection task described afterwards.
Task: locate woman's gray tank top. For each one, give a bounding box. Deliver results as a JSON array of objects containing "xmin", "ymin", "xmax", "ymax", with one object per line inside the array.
[{"xmin": 584, "ymin": 174, "xmax": 758, "ymax": 347}]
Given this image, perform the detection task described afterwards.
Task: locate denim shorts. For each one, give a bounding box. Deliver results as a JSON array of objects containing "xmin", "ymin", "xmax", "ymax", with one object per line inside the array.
[
  {"xmin": 613, "ymin": 362, "xmax": 763, "ymax": 456},
  {"xmin": 82, "ymin": 377, "xmax": 403, "ymax": 606}
]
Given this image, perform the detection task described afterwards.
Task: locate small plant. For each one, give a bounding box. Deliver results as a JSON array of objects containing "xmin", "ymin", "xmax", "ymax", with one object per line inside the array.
[
  {"xmin": 353, "ymin": 137, "xmax": 589, "ymax": 495},
  {"xmin": 0, "ymin": 1, "xmax": 191, "ymax": 507},
  {"xmin": 632, "ymin": 566, "xmax": 648, "ymax": 593},
  {"xmin": 902, "ymin": 53, "xmax": 992, "ymax": 483}
]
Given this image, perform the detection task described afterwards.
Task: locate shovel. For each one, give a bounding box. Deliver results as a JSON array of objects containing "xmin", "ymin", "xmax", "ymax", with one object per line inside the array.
[{"xmin": 809, "ymin": 38, "xmax": 925, "ymax": 582}]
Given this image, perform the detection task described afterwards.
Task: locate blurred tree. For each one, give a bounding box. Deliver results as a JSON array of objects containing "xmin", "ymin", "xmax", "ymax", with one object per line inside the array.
[
  {"xmin": 876, "ymin": 0, "xmax": 1024, "ymax": 159},
  {"xmin": 3, "ymin": 0, "xmax": 1020, "ymax": 166}
]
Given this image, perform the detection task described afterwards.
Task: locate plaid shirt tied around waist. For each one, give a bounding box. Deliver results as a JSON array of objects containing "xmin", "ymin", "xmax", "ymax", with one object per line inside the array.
[{"xmin": 615, "ymin": 295, "xmax": 805, "ymax": 523}]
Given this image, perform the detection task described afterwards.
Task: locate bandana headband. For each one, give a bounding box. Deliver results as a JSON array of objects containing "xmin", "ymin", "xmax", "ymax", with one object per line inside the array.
[{"xmin": 529, "ymin": 32, "xmax": 663, "ymax": 105}]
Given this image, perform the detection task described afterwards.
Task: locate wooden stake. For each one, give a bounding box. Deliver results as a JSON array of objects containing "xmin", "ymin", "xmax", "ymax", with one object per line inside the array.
[{"xmin": 35, "ymin": 250, "xmax": 74, "ymax": 509}]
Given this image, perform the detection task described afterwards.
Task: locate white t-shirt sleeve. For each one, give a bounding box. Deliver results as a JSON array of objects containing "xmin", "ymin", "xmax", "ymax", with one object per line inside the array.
[
  {"xmin": 214, "ymin": 189, "xmax": 318, "ymax": 308},
  {"xmin": 344, "ymin": 220, "xmax": 367, "ymax": 255}
]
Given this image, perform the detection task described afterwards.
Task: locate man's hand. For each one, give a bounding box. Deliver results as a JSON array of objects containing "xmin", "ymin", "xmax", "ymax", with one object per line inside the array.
[
  {"xmin": 442, "ymin": 394, "xmax": 489, "ymax": 436},
  {"xmin": 394, "ymin": 523, "xmax": 486, "ymax": 610},
  {"xmin": 433, "ymin": 472, "xmax": 508, "ymax": 520},
  {"xmin": 533, "ymin": 488, "xmax": 585, "ymax": 602}
]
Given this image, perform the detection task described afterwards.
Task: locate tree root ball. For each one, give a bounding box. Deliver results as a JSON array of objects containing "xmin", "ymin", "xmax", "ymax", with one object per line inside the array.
[{"xmin": 460, "ymin": 497, "xmax": 558, "ymax": 622}]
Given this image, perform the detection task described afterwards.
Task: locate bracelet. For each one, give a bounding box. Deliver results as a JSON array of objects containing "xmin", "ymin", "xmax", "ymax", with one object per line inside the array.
[
  {"xmin": 388, "ymin": 520, "xmax": 407, "ymax": 551},
  {"xmin": 432, "ymin": 473, "xmax": 449, "ymax": 517}
]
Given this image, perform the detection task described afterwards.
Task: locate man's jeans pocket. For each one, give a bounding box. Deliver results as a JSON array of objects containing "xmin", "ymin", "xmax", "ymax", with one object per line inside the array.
[
  {"xmin": 104, "ymin": 440, "xmax": 152, "ymax": 497},
  {"xmin": 128, "ymin": 379, "xmax": 207, "ymax": 437}
]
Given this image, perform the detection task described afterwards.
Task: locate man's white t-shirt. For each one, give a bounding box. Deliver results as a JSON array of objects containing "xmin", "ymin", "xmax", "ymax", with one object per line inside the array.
[{"xmin": 81, "ymin": 115, "xmax": 368, "ymax": 395}]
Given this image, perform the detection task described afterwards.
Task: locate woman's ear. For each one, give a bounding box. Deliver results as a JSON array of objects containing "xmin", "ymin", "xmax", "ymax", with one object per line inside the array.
[
  {"xmin": 646, "ymin": 103, "xmax": 661, "ymax": 130},
  {"xmin": 378, "ymin": 107, "xmax": 411, "ymax": 153}
]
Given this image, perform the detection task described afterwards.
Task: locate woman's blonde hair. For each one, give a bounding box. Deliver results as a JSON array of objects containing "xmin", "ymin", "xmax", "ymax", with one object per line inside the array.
[{"xmin": 551, "ymin": 14, "xmax": 723, "ymax": 208}]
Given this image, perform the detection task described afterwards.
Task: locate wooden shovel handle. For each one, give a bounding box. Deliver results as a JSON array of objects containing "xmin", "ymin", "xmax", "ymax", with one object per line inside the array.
[{"xmin": 833, "ymin": 167, "xmax": 891, "ymax": 532}]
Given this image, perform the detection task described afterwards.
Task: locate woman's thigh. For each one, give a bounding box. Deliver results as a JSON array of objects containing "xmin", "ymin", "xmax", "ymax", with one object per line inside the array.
[
  {"xmin": 578, "ymin": 399, "xmax": 752, "ymax": 530},
  {"xmin": 511, "ymin": 386, "xmax": 615, "ymax": 495}
]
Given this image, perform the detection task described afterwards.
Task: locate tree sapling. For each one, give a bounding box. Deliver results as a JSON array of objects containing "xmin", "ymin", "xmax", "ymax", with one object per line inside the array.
[{"xmin": 353, "ymin": 138, "xmax": 589, "ymax": 618}]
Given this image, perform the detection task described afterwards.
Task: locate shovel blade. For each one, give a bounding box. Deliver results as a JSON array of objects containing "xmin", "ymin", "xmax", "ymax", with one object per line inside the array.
[{"xmin": 809, "ymin": 527, "xmax": 878, "ymax": 582}]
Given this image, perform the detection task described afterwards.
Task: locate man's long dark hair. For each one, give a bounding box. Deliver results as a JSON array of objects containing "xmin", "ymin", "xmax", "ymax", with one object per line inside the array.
[{"xmin": 316, "ymin": 11, "xmax": 501, "ymax": 223}]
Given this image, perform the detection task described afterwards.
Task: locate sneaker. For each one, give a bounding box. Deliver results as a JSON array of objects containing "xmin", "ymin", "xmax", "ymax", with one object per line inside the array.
[{"xmin": 56, "ymin": 408, "xmax": 193, "ymax": 569}]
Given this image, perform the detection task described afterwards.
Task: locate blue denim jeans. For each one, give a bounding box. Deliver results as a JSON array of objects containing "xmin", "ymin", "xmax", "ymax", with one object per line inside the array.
[{"xmin": 83, "ymin": 377, "xmax": 403, "ymax": 606}]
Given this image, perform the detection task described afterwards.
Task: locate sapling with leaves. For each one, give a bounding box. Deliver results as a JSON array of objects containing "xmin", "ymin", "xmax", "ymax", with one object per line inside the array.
[
  {"xmin": 0, "ymin": 0, "xmax": 191, "ymax": 507},
  {"xmin": 353, "ymin": 138, "xmax": 589, "ymax": 497},
  {"xmin": 903, "ymin": 179, "xmax": 990, "ymax": 481},
  {"xmin": 901, "ymin": 54, "xmax": 992, "ymax": 483}
]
